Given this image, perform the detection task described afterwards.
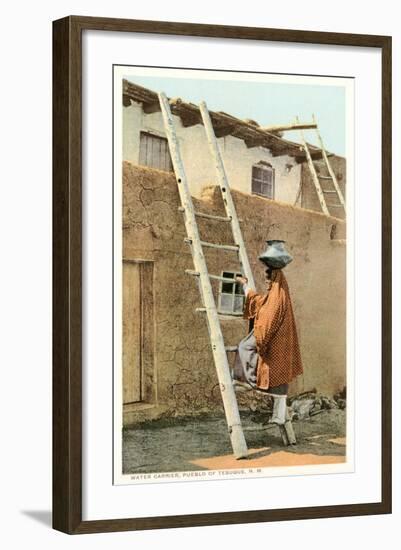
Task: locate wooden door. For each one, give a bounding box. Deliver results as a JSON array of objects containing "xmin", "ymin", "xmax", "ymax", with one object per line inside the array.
[{"xmin": 123, "ymin": 262, "xmax": 142, "ymax": 403}]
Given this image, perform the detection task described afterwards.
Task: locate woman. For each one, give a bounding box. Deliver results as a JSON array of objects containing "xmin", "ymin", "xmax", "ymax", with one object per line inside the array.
[{"xmin": 234, "ymin": 265, "xmax": 303, "ymax": 424}]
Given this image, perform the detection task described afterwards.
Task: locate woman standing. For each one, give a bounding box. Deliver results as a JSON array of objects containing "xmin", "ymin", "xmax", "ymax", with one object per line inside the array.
[{"xmin": 234, "ymin": 242, "xmax": 303, "ymax": 424}]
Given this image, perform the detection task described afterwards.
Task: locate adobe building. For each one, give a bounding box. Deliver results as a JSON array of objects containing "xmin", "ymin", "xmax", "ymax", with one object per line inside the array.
[
  {"xmin": 121, "ymin": 80, "xmax": 347, "ymax": 426},
  {"xmin": 122, "ymin": 79, "xmax": 346, "ymax": 214}
]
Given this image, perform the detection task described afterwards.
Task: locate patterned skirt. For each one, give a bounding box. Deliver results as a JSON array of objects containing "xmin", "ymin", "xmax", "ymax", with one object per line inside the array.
[{"xmin": 233, "ymin": 329, "xmax": 288, "ymax": 395}]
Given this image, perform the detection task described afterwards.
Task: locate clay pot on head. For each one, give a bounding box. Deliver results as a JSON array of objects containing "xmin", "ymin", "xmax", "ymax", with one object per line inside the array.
[{"xmin": 258, "ymin": 240, "xmax": 293, "ymax": 269}]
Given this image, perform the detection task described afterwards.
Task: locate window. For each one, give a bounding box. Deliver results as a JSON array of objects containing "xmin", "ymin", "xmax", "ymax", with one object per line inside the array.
[
  {"xmin": 218, "ymin": 271, "xmax": 245, "ymax": 314},
  {"xmin": 139, "ymin": 131, "xmax": 173, "ymax": 171},
  {"xmin": 252, "ymin": 162, "xmax": 275, "ymax": 199}
]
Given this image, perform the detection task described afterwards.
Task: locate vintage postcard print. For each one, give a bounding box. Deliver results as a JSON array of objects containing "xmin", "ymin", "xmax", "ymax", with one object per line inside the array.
[{"xmin": 113, "ymin": 65, "xmax": 354, "ymax": 485}]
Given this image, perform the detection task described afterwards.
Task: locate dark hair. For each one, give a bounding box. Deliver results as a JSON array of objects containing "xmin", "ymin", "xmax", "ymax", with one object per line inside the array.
[{"xmin": 265, "ymin": 266, "xmax": 273, "ymax": 279}]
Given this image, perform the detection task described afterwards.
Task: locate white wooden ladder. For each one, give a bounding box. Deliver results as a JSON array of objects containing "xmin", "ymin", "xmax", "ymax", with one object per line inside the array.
[
  {"xmin": 159, "ymin": 92, "xmax": 297, "ymax": 456},
  {"xmin": 158, "ymin": 92, "xmax": 250, "ymax": 458},
  {"xmin": 297, "ymin": 115, "xmax": 346, "ymax": 217}
]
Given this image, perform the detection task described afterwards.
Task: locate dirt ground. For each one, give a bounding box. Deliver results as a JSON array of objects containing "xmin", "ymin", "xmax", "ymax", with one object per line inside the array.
[{"xmin": 122, "ymin": 409, "xmax": 346, "ymax": 474}]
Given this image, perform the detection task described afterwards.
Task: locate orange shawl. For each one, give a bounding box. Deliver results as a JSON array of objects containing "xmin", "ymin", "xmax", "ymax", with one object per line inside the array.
[{"xmin": 243, "ymin": 270, "xmax": 303, "ymax": 389}]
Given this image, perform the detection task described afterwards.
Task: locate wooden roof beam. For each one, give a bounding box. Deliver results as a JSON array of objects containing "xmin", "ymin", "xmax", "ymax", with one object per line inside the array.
[
  {"xmin": 244, "ymin": 137, "xmax": 267, "ymax": 148},
  {"xmin": 170, "ymin": 98, "xmax": 202, "ymax": 127},
  {"xmin": 271, "ymin": 148, "xmax": 296, "ymax": 157},
  {"xmin": 143, "ymin": 101, "xmax": 161, "ymax": 114},
  {"xmin": 122, "ymin": 94, "xmax": 131, "ymax": 107},
  {"xmin": 261, "ymin": 122, "xmax": 318, "ymax": 133},
  {"xmin": 294, "ymin": 149, "xmax": 323, "ymax": 163},
  {"xmin": 123, "ymin": 80, "xmax": 157, "ymax": 104},
  {"xmin": 180, "ymin": 116, "xmax": 202, "ymax": 128},
  {"xmin": 121, "ymin": 80, "xmax": 328, "ymax": 161},
  {"xmin": 214, "ymin": 124, "xmax": 238, "ymax": 138}
]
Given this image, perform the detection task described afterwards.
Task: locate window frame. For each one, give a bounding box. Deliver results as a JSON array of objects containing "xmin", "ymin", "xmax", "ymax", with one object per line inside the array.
[
  {"xmin": 138, "ymin": 130, "xmax": 173, "ymax": 172},
  {"xmin": 251, "ymin": 161, "xmax": 275, "ymax": 199},
  {"xmin": 217, "ymin": 270, "xmax": 245, "ymax": 315}
]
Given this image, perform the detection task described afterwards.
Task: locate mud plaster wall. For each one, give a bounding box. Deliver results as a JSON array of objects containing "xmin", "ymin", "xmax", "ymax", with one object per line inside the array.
[
  {"xmin": 301, "ymin": 155, "xmax": 346, "ymax": 220},
  {"xmin": 123, "ymin": 162, "xmax": 346, "ymax": 425},
  {"xmin": 123, "ymin": 101, "xmax": 301, "ymax": 203}
]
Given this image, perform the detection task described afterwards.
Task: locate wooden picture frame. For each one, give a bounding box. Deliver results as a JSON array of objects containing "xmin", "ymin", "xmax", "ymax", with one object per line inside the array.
[{"xmin": 53, "ymin": 15, "xmax": 392, "ymax": 534}]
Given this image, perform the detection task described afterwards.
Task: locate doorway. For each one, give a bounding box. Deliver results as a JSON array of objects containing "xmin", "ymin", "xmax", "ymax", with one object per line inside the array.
[{"xmin": 122, "ymin": 260, "xmax": 154, "ymax": 405}]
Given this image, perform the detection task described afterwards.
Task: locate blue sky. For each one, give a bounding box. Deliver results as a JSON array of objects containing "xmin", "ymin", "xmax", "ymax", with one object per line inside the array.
[{"xmin": 124, "ymin": 72, "xmax": 348, "ymax": 156}]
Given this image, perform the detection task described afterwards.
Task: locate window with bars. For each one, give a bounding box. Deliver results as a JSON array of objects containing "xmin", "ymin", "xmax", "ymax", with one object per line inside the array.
[
  {"xmin": 218, "ymin": 271, "xmax": 245, "ymax": 314},
  {"xmin": 138, "ymin": 131, "xmax": 173, "ymax": 172},
  {"xmin": 251, "ymin": 162, "xmax": 275, "ymax": 199}
]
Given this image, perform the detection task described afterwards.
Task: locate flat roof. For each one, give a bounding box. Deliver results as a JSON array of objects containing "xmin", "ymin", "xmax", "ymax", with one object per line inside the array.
[{"xmin": 123, "ymin": 79, "xmax": 328, "ymax": 163}]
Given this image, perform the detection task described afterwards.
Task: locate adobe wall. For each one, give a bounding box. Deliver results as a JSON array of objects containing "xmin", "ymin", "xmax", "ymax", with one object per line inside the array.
[
  {"xmin": 123, "ymin": 101, "xmax": 301, "ymax": 202},
  {"xmin": 300, "ymin": 155, "xmax": 346, "ymax": 220},
  {"xmin": 122, "ymin": 162, "xmax": 346, "ymax": 425}
]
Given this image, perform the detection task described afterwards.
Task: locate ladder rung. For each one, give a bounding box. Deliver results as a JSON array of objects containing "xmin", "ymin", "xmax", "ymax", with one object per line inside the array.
[
  {"xmin": 210, "ymin": 274, "xmax": 241, "ymax": 283},
  {"xmin": 232, "ymin": 380, "xmax": 253, "ymax": 392},
  {"xmin": 225, "ymin": 346, "xmax": 238, "ymax": 352},
  {"xmin": 329, "ymin": 204, "xmax": 344, "ymax": 208},
  {"xmin": 184, "ymin": 238, "xmax": 239, "ymax": 252},
  {"xmin": 200, "ymin": 241, "xmax": 239, "ymax": 252},
  {"xmin": 196, "ymin": 307, "xmax": 243, "ymax": 317},
  {"xmin": 185, "ymin": 270, "xmax": 242, "ymax": 284},
  {"xmin": 195, "ymin": 211, "xmax": 232, "ymax": 222},
  {"xmin": 322, "ymin": 190, "xmax": 337, "ymax": 194},
  {"xmin": 317, "ymin": 175, "xmax": 333, "ymax": 180},
  {"xmin": 185, "ymin": 269, "xmax": 200, "ymax": 276},
  {"xmin": 178, "ymin": 206, "xmax": 231, "ymax": 222},
  {"xmin": 179, "ymin": 207, "xmax": 242, "ymax": 223}
]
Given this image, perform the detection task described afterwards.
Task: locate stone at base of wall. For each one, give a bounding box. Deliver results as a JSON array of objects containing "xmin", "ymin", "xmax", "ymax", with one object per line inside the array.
[
  {"xmin": 123, "ymin": 388, "xmax": 347, "ymax": 428},
  {"xmin": 123, "ymin": 403, "xmax": 171, "ymax": 427}
]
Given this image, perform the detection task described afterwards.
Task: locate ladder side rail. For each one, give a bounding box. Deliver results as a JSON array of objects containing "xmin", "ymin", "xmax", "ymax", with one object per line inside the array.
[
  {"xmin": 158, "ymin": 92, "xmax": 248, "ymax": 458},
  {"xmin": 312, "ymin": 114, "xmax": 346, "ymax": 209},
  {"xmin": 199, "ymin": 101, "xmax": 256, "ymax": 289},
  {"xmin": 293, "ymin": 178, "xmax": 303, "ymax": 207},
  {"xmin": 296, "ymin": 117, "xmax": 330, "ymax": 216}
]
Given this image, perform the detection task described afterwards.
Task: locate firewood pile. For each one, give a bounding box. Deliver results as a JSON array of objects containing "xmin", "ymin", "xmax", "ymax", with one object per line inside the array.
[
  {"xmin": 240, "ymin": 386, "xmax": 346, "ymax": 424},
  {"xmin": 289, "ymin": 388, "xmax": 346, "ymax": 421}
]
